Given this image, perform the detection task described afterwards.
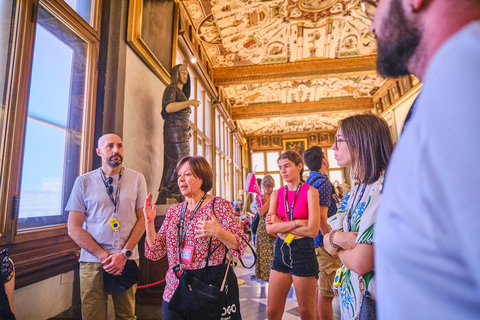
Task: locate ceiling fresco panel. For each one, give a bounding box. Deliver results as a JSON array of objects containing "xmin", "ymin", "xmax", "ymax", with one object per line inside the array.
[
  {"xmin": 238, "ymin": 112, "xmax": 354, "ymax": 135},
  {"xmin": 184, "ymin": 0, "xmax": 376, "ymax": 67},
  {"xmin": 182, "ymin": 0, "xmax": 386, "ymax": 135},
  {"xmin": 225, "ymin": 75, "xmax": 384, "ymax": 107}
]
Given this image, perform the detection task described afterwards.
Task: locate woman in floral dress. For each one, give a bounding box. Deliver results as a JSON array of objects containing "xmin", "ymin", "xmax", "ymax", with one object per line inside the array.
[
  {"xmin": 253, "ymin": 175, "xmax": 276, "ymax": 281},
  {"xmin": 324, "ymin": 113, "xmax": 393, "ymax": 320},
  {"xmin": 143, "ymin": 156, "xmax": 246, "ymax": 319}
]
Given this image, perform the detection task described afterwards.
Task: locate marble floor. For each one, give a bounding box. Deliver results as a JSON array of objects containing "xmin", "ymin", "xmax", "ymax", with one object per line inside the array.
[{"xmin": 137, "ymin": 249, "xmax": 342, "ymax": 320}]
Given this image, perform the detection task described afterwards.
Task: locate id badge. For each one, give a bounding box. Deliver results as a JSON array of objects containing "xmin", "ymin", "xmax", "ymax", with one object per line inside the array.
[
  {"xmin": 109, "ymin": 218, "xmax": 120, "ymax": 230},
  {"xmin": 181, "ymin": 244, "xmax": 194, "ymax": 264}
]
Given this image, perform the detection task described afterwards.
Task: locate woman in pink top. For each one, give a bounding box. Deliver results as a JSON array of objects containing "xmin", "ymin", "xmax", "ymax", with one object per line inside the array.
[{"xmin": 266, "ymin": 151, "xmax": 320, "ymax": 320}]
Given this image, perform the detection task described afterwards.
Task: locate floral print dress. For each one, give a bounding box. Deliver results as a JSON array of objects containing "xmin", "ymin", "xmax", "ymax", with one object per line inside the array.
[
  {"xmin": 144, "ymin": 197, "xmax": 247, "ymax": 302},
  {"xmin": 328, "ymin": 178, "xmax": 382, "ymax": 320}
]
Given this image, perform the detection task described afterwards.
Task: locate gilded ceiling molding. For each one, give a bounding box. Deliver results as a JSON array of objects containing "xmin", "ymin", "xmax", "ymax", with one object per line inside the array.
[
  {"xmin": 214, "ymin": 56, "xmax": 378, "ymax": 85},
  {"xmin": 232, "ymin": 98, "xmax": 373, "ymax": 119}
]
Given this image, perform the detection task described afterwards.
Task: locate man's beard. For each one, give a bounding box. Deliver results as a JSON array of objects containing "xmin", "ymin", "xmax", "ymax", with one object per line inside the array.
[
  {"xmin": 106, "ymin": 154, "xmax": 123, "ymax": 167},
  {"xmin": 376, "ymin": 0, "xmax": 422, "ymax": 77}
]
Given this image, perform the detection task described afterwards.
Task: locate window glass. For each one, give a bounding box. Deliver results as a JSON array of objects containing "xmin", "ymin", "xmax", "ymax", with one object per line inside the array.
[
  {"xmin": 64, "ymin": 0, "xmax": 93, "ymax": 26},
  {"xmin": 271, "ymin": 174, "xmax": 281, "ymax": 190},
  {"xmin": 189, "ymin": 73, "xmax": 195, "ymax": 124},
  {"xmin": 329, "ymin": 169, "xmax": 344, "ymax": 185},
  {"xmin": 189, "ymin": 133, "xmax": 194, "ymax": 156},
  {"xmin": 220, "ymin": 157, "xmax": 225, "ymax": 198},
  {"xmin": 251, "ymin": 152, "xmax": 265, "ymax": 172},
  {"xmin": 197, "ymin": 138, "xmax": 203, "ymax": 157},
  {"xmin": 205, "ymin": 143, "xmax": 210, "ymax": 163},
  {"xmin": 327, "ymin": 149, "xmax": 340, "ymax": 168},
  {"xmin": 216, "ymin": 153, "xmax": 220, "ymax": 195},
  {"xmin": 204, "ymin": 98, "xmax": 210, "ymax": 138},
  {"xmin": 215, "ymin": 112, "xmax": 220, "ymax": 147},
  {"xmin": 18, "ymin": 7, "xmax": 87, "ymax": 228},
  {"xmin": 266, "ymin": 151, "xmax": 279, "ymax": 171},
  {"xmin": 0, "ymin": 0, "xmax": 16, "ymax": 183},
  {"xmin": 196, "ymin": 85, "xmax": 203, "ymax": 132}
]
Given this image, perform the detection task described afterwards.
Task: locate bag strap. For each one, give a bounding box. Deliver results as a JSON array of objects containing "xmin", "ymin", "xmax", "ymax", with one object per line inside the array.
[
  {"xmin": 237, "ymin": 235, "xmax": 257, "ymax": 269},
  {"xmin": 205, "ymin": 197, "xmax": 222, "ymax": 265},
  {"xmin": 205, "ymin": 198, "xmax": 257, "ymax": 269},
  {"xmin": 220, "ymin": 252, "xmax": 233, "ymax": 292}
]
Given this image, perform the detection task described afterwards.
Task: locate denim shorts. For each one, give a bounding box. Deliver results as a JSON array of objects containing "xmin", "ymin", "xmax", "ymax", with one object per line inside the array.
[{"xmin": 271, "ymin": 236, "xmax": 319, "ymax": 278}]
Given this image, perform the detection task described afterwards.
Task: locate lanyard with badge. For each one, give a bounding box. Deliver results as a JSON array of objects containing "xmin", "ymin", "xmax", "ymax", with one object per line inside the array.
[
  {"xmin": 281, "ymin": 183, "xmax": 302, "ymax": 268},
  {"xmin": 173, "ymin": 193, "xmax": 207, "ymax": 277},
  {"xmin": 100, "ymin": 167, "xmax": 124, "ymax": 249}
]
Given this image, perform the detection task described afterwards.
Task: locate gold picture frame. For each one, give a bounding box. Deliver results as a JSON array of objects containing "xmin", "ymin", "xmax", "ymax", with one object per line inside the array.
[
  {"xmin": 127, "ymin": 0, "xmax": 179, "ymax": 85},
  {"xmin": 283, "ymin": 138, "xmax": 308, "ymax": 157}
]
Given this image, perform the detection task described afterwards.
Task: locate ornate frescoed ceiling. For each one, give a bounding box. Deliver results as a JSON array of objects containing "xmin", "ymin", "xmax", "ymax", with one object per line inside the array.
[
  {"xmin": 224, "ymin": 75, "xmax": 384, "ymax": 107},
  {"xmin": 182, "ymin": 0, "xmax": 384, "ymax": 134},
  {"xmin": 239, "ymin": 112, "xmax": 351, "ymax": 135}
]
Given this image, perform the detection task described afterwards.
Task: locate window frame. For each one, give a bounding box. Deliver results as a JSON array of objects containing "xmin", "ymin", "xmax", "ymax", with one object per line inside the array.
[{"xmin": 0, "ymin": 0, "xmax": 101, "ymax": 288}]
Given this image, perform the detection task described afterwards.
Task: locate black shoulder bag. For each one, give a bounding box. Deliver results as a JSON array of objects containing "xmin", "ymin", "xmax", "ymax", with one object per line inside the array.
[{"xmin": 168, "ymin": 197, "xmax": 254, "ymax": 320}]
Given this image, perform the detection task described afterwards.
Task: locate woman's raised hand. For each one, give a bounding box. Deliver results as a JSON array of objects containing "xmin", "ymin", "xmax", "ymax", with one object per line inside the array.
[
  {"xmin": 195, "ymin": 210, "xmax": 221, "ymax": 238},
  {"xmin": 143, "ymin": 193, "xmax": 157, "ymax": 223}
]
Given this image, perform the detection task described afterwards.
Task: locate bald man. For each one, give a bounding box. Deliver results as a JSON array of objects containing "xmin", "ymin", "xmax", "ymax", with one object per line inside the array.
[{"xmin": 67, "ymin": 134, "xmax": 147, "ymax": 319}]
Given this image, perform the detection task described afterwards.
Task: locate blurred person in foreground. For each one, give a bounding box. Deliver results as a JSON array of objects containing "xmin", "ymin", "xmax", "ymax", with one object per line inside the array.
[{"xmin": 363, "ymin": 0, "xmax": 480, "ymax": 318}]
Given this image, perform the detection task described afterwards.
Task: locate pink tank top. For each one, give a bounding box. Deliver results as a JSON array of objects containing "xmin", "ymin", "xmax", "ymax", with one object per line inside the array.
[{"xmin": 277, "ymin": 183, "xmax": 310, "ymax": 221}]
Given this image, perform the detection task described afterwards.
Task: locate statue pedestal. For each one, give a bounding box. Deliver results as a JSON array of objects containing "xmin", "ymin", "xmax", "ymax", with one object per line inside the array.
[{"xmin": 156, "ymin": 204, "xmax": 174, "ymax": 216}]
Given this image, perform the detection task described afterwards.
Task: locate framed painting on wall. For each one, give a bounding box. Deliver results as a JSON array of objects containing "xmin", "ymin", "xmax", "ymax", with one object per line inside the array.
[
  {"xmin": 127, "ymin": 0, "xmax": 179, "ymax": 85},
  {"xmin": 283, "ymin": 138, "xmax": 308, "ymax": 157},
  {"xmin": 375, "ymin": 100, "xmax": 383, "ymax": 114},
  {"xmin": 400, "ymin": 75, "xmax": 412, "ymax": 95},
  {"xmin": 308, "ymin": 133, "xmax": 318, "ymax": 146},
  {"xmin": 250, "ymin": 137, "xmax": 260, "ymax": 148},
  {"xmin": 271, "ymin": 136, "xmax": 281, "ymax": 148},
  {"xmin": 320, "ymin": 133, "xmax": 329, "ymax": 144},
  {"xmin": 391, "ymin": 82, "xmax": 400, "ymax": 101},
  {"xmin": 261, "ymin": 136, "xmax": 270, "ymax": 147},
  {"xmin": 382, "ymin": 92, "xmax": 391, "ymax": 109}
]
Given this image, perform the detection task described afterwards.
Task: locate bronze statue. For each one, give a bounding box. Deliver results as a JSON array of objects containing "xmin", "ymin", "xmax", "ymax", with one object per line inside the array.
[{"xmin": 156, "ymin": 62, "xmax": 200, "ymax": 204}]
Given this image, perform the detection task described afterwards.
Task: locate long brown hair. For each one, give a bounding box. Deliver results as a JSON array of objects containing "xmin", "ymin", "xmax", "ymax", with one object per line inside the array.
[
  {"xmin": 338, "ymin": 113, "xmax": 393, "ymax": 184},
  {"xmin": 278, "ymin": 151, "xmax": 305, "ymax": 183}
]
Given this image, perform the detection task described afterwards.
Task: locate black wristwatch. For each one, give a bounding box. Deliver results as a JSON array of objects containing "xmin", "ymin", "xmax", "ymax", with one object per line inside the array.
[{"xmin": 121, "ymin": 248, "xmax": 132, "ymax": 258}]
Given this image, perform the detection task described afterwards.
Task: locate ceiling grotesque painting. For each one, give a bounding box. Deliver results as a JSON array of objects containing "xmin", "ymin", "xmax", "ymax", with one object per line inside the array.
[
  {"xmin": 182, "ymin": 0, "xmax": 385, "ymax": 134},
  {"xmin": 185, "ymin": 0, "xmax": 375, "ymax": 66}
]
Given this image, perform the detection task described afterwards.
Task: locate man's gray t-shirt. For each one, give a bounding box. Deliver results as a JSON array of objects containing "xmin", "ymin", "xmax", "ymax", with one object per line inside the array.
[{"xmin": 66, "ymin": 167, "xmax": 147, "ymax": 262}]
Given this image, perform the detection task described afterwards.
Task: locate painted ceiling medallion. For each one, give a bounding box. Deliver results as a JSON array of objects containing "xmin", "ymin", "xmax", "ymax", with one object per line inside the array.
[{"xmin": 288, "ymin": 0, "xmax": 358, "ymax": 22}]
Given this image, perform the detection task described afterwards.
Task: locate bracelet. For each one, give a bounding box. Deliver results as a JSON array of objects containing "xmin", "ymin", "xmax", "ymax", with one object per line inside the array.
[
  {"xmin": 329, "ymin": 230, "xmax": 340, "ymax": 249},
  {"xmin": 293, "ymin": 220, "xmax": 298, "ymax": 228}
]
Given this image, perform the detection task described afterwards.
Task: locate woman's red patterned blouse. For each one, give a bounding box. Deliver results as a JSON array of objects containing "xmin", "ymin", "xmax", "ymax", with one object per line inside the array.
[{"xmin": 144, "ymin": 197, "xmax": 247, "ymax": 302}]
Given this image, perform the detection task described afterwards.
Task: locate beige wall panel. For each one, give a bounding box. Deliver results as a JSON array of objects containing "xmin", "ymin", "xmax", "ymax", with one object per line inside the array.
[{"xmin": 123, "ymin": 46, "xmax": 166, "ymax": 200}]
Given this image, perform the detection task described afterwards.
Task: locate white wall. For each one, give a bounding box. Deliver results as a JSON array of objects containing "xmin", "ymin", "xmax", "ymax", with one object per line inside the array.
[
  {"xmin": 382, "ymin": 85, "xmax": 421, "ymax": 142},
  {"xmin": 122, "ymin": 46, "xmax": 166, "ymax": 200},
  {"xmin": 14, "ymin": 271, "xmax": 74, "ymax": 320}
]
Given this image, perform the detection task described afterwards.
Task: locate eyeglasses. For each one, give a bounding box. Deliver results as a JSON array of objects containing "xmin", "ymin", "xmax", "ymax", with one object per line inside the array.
[
  {"xmin": 362, "ymin": 0, "xmax": 378, "ymax": 21},
  {"xmin": 334, "ymin": 137, "xmax": 349, "ymax": 149}
]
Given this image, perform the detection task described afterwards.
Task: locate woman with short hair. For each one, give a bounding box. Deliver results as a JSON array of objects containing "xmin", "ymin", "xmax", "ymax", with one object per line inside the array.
[
  {"xmin": 324, "ymin": 113, "xmax": 393, "ymax": 320},
  {"xmin": 143, "ymin": 156, "xmax": 247, "ymax": 320}
]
